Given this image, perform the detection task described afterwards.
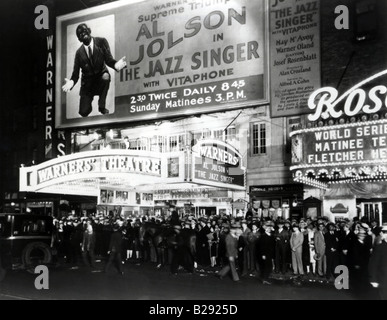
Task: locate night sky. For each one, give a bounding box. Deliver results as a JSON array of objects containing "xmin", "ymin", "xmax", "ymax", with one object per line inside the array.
[{"xmin": 0, "ymin": 0, "xmax": 92, "ymax": 112}]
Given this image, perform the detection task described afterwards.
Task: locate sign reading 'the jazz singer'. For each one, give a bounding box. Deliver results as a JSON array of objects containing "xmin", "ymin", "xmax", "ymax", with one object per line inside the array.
[
  {"xmin": 192, "ymin": 139, "xmax": 245, "ymax": 190},
  {"xmin": 56, "ymin": 0, "xmax": 269, "ymax": 128},
  {"xmin": 270, "ymin": 0, "xmax": 321, "ymax": 118}
]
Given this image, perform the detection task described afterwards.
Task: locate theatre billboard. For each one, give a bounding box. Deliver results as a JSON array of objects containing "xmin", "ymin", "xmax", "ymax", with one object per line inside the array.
[
  {"xmin": 269, "ymin": 0, "xmax": 321, "ymax": 118},
  {"xmin": 56, "ymin": 0, "xmax": 269, "ymax": 128}
]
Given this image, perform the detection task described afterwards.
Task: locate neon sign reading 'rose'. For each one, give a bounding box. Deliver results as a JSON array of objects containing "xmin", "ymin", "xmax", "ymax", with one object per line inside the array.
[{"xmin": 308, "ymin": 70, "xmax": 387, "ymax": 121}]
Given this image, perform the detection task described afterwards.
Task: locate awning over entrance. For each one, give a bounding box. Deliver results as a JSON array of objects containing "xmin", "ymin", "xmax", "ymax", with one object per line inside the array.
[{"xmin": 20, "ymin": 148, "xmax": 246, "ymax": 197}]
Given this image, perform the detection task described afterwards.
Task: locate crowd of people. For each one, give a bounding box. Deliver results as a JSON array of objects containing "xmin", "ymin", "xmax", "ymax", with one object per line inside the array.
[{"xmin": 51, "ymin": 210, "xmax": 387, "ymax": 299}]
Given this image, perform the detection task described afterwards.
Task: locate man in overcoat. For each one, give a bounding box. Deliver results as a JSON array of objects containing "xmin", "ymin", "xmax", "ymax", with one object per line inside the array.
[{"xmin": 369, "ymin": 223, "xmax": 387, "ymax": 300}]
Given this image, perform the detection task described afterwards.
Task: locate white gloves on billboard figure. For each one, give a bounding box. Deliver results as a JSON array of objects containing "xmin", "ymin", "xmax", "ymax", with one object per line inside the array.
[
  {"xmin": 62, "ymin": 79, "xmax": 74, "ymax": 92},
  {"xmin": 62, "ymin": 56, "xmax": 126, "ymax": 93},
  {"xmin": 114, "ymin": 56, "xmax": 127, "ymax": 71}
]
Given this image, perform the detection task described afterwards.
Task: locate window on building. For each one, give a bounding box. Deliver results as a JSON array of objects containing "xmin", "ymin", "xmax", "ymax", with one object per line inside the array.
[
  {"xmin": 225, "ymin": 127, "xmax": 236, "ymax": 141},
  {"xmin": 213, "ymin": 129, "xmax": 223, "ymax": 140},
  {"xmin": 252, "ymin": 123, "xmax": 267, "ymax": 155},
  {"xmin": 193, "ymin": 128, "xmax": 238, "ymax": 142},
  {"xmin": 150, "ymin": 136, "xmax": 158, "ymax": 152},
  {"xmin": 169, "ymin": 136, "xmax": 179, "ymax": 152},
  {"xmin": 150, "ymin": 136, "xmax": 168, "ymax": 152},
  {"xmin": 108, "ymin": 141, "xmax": 123, "ymax": 150},
  {"xmin": 158, "ymin": 136, "xmax": 166, "ymax": 152},
  {"xmin": 179, "ymin": 135, "xmax": 186, "ymax": 151},
  {"xmin": 138, "ymin": 137, "xmax": 148, "ymax": 151},
  {"xmin": 202, "ymin": 129, "xmax": 211, "ymax": 139}
]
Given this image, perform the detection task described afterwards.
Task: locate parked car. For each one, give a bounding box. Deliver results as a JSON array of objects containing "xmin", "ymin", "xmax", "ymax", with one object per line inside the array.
[{"xmin": 0, "ymin": 213, "xmax": 53, "ymax": 280}]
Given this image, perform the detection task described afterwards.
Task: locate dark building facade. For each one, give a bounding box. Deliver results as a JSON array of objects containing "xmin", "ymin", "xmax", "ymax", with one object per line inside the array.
[{"xmin": 0, "ymin": 0, "xmax": 108, "ymax": 214}]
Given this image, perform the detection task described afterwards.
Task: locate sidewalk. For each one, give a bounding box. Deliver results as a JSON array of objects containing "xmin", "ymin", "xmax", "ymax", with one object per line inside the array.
[
  {"xmin": 55, "ymin": 256, "xmax": 336, "ymax": 287},
  {"xmin": 192, "ymin": 264, "xmax": 335, "ymax": 287},
  {"xmin": 269, "ymin": 271, "xmax": 334, "ymax": 286}
]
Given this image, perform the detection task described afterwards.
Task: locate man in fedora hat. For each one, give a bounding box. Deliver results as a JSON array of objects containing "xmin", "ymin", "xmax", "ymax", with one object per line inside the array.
[
  {"xmin": 170, "ymin": 225, "xmax": 195, "ymax": 275},
  {"xmin": 324, "ymin": 222, "xmax": 339, "ymax": 280},
  {"xmin": 258, "ymin": 221, "xmax": 275, "ymax": 285},
  {"xmin": 248, "ymin": 222, "xmax": 261, "ymax": 276},
  {"xmin": 350, "ymin": 222, "xmax": 373, "ymax": 296},
  {"xmin": 218, "ymin": 223, "xmax": 230, "ymax": 267},
  {"xmin": 104, "ymin": 223, "xmax": 124, "ymax": 275},
  {"xmin": 275, "ymin": 219, "xmax": 290, "ymax": 275},
  {"xmin": 339, "ymin": 222, "xmax": 354, "ymax": 267},
  {"xmin": 217, "ymin": 224, "xmax": 240, "ymax": 282},
  {"xmin": 197, "ymin": 217, "xmax": 211, "ymax": 267},
  {"xmin": 290, "ymin": 224, "xmax": 304, "ymax": 276},
  {"xmin": 82, "ymin": 219, "xmax": 97, "ymax": 269},
  {"xmin": 314, "ymin": 223, "xmax": 326, "ymax": 277},
  {"xmin": 240, "ymin": 220, "xmax": 252, "ymax": 276},
  {"xmin": 369, "ymin": 223, "xmax": 387, "ymax": 300}
]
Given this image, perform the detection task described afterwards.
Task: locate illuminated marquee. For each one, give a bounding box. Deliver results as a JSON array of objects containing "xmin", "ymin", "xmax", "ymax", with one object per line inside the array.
[
  {"xmin": 291, "ymin": 120, "xmax": 387, "ymax": 186},
  {"xmin": 308, "ymin": 69, "xmax": 387, "ymax": 121},
  {"xmin": 20, "ymin": 150, "xmax": 167, "ymax": 196},
  {"xmin": 199, "ymin": 144, "xmax": 239, "ymax": 166},
  {"xmin": 292, "ymin": 121, "xmax": 387, "ymax": 166},
  {"xmin": 192, "ymin": 139, "xmax": 245, "ymax": 190},
  {"xmin": 291, "ymin": 70, "xmax": 387, "ymax": 188},
  {"xmin": 20, "ymin": 148, "xmax": 246, "ymax": 197},
  {"xmin": 37, "ymin": 156, "xmax": 161, "ymax": 184}
]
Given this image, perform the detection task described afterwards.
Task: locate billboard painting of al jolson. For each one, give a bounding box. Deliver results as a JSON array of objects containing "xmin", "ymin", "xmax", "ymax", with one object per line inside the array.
[{"xmin": 56, "ymin": 0, "xmax": 269, "ymax": 128}]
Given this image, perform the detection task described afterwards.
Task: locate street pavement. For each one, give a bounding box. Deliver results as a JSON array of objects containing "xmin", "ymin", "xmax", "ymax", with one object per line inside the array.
[{"xmin": 0, "ymin": 259, "xmax": 373, "ymax": 300}]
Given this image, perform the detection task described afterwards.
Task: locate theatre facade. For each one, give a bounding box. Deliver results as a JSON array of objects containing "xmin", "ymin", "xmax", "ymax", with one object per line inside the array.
[
  {"xmin": 20, "ymin": 0, "xmax": 302, "ymax": 219},
  {"xmin": 20, "ymin": 111, "xmax": 250, "ymax": 217},
  {"xmin": 16, "ymin": 0, "xmax": 387, "ymax": 222},
  {"xmin": 20, "ymin": 102, "xmax": 300, "ymax": 219}
]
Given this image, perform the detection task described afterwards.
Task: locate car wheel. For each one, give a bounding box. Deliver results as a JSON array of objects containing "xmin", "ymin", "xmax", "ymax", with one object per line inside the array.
[{"xmin": 22, "ymin": 242, "xmax": 52, "ymax": 274}]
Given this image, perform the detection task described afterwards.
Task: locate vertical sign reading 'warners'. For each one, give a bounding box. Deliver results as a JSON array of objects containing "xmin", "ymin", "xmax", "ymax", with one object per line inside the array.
[
  {"xmin": 270, "ymin": 0, "xmax": 321, "ymax": 118},
  {"xmin": 45, "ymin": 1, "xmax": 69, "ymax": 159},
  {"xmin": 56, "ymin": 0, "xmax": 269, "ymax": 129},
  {"xmin": 45, "ymin": 6, "xmax": 55, "ymax": 160},
  {"xmin": 46, "ymin": 31, "xmax": 54, "ymax": 159}
]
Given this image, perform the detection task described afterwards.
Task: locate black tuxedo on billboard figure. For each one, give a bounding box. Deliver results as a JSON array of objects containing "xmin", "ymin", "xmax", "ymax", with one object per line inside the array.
[
  {"xmin": 63, "ymin": 24, "xmax": 126, "ymax": 117},
  {"xmin": 70, "ymin": 37, "xmax": 117, "ymax": 117}
]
